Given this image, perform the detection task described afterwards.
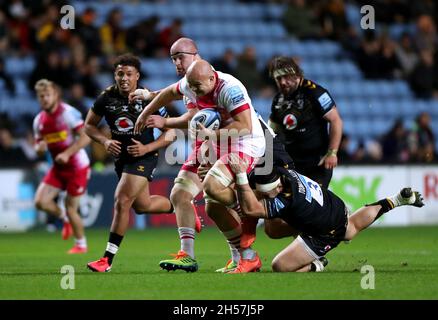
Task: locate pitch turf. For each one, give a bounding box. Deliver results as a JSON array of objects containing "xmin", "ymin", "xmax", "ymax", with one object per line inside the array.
[{"xmin": 0, "ymin": 226, "xmax": 437, "ymax": 300}]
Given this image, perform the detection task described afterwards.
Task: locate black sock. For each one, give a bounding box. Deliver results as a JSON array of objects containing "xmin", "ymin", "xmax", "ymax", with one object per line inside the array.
[
  {"xmin": 366, "ymin": 198, "xmax": 394, "ymax": 221},
  {"xmin": 104, "ymin": 232, "xmax": 124, "ymax": 265}
]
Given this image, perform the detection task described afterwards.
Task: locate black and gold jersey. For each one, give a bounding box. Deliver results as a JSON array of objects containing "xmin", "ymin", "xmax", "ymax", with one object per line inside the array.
[
  {"xmin": 269, "ymin": 79, "xmax": 336, "ymax": 168},
  {"xmin": 91, "ymin": 84, "xmax": 168, "ymax": 161}
]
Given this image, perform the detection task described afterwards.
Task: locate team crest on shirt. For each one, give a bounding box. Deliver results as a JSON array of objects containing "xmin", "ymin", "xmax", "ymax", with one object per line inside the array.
[
  {"xmin": 134, "ymin": 101, "xmax": 143, "ymax": 113},
  {"xmin": 283, "ymin": 114, "xmax": 298, "ymax": 130},
  {"xmin": 115, "ymin": 117, "xmax": 134, "ymax": 132}
]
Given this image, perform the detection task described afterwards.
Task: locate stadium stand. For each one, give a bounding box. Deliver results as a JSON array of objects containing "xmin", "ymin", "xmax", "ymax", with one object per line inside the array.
[{"xmin": 0, "ymin": 0, "xmax": 437, "ymax": 163}]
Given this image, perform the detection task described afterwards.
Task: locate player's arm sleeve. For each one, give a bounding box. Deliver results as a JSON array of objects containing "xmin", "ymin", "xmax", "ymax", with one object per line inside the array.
[
  {"xmin": 64, "ymin": 107, "xmax": 85, "ymax": 133},
  {"xmin": 263, "ymin": 195, "xmax": 288, "ymax": 220},
  {"xmin": 222, "ymin": 85, "xmax": 251, "ymax": 117},
  {"xmin": 310, "ymin": 86, "xmax": 336, "ymax": 116},
  {"xmin": 32, "ymin": 115, "xmax": 42, "ymax": 142},
  {"xmin": 90, "ymin": 92, "xmax": 106, "ymax": 117}
]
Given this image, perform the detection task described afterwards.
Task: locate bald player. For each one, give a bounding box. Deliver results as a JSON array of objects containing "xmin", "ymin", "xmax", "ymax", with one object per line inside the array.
[{"xmin": 134, "ymin": 59, "xmax": 266, "ymax": 273}]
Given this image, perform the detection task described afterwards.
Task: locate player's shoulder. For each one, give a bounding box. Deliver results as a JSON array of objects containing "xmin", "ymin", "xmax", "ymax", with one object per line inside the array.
[
  {"xmin": 96, "ymin": 85, "xmax": 117, "ymax": 101},
  {"xmin": 301, "ymin": 79, "xmax": 328, "ymax": 95}
]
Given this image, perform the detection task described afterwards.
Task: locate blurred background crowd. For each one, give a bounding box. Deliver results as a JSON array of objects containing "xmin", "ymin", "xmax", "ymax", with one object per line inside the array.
[{"xmin": 0, "ymin": 0, "xmax": 437, "ymax": 171}]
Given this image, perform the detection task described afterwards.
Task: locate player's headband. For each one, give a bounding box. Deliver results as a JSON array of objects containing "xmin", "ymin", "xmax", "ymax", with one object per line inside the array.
[
  {"xmin": 256, "ymin": 178, "xmax": 281, "ymax": 193},
  {"xmin": 272, "ymin": 67, "xmax": 297, "ymax": 78}
]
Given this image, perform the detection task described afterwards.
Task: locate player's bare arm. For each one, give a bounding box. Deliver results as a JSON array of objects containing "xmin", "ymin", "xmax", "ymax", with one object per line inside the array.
[
  {"xmin": 34, "ymin": 140, "xmax": 47, "ymax": 157},
  {"xmin": 85, "ymin": 109, "xmax": 121, "ymax": 157},
  {"xmin": 127, "ymin": 128, "xmax": 177, "ymax": 157},
  {"xmin": 128, "ymin": 88, "xmax": 160, "ymax": 103},
  {"xmin": 146, "ymin": 108, "xmax": 198, "ymax": 129},
  {"xmin": 319, "ymin": 107, "xmax": 343, "ymax": 169},
  {"xmin": 134, "ymin": 83, "xmax": 183, "ymax": 134},
  {"xmin": 55, "ymin": 127, "xmax": 91, "ymax": 165},
  {"xmin": 197, "ymin": 109, "xmax": 253, "ymax": 142},
  {"xmin": 228, "ymin": 153, "xmax": 268, "ymax": 219}
]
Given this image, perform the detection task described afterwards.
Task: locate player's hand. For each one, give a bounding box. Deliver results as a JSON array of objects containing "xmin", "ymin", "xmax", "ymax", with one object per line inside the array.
[
  {"xmin": 127, "ymin": 138, "xmax": 150, "ymax": 157},
  {"xmin": 146, "ymin": 115, "xmax": 166, "ymax": 129},
  {"xmin": 35, "ymin": 141, "xmax": 47, "ymax": 156},
  {"xmin": 318, "ymin": 154, "xmax": 338, "ymax": 169},
  {"xmin": 196, "ymin": 123, "xmax": 215, "ymax": 141},
  {"xmin": 227, "ymin": 153, "xmax": 248, "ymax": 174},
  {"xmin": 104, "ymin": 139, "xmax": 122, "ymax": 157},
  {"xmin": 128, "ymin": 88, "xmax": 151, "ymax": 103},
  {"xmin": 134, "ymin": 111, "xmax": 149, "ymax": 135},
  {"xmin": 198, "ymin": 161, "xmax": 212, "ymax": 182},
  {"xmin": 55, "ymin": 152, "xmax": 70, "ymax": 165}
]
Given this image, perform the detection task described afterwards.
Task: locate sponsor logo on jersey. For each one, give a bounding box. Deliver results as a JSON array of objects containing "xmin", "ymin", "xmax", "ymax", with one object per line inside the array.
[
  {"xmin": 229, "ymin": 86, "xmax": 245, "ymax": 106},
  {"xmin": 137, "ymin": 165, "xmax": 145, "ymax": 172},
  {"xmin": 283, "ymin": 114, "xmax": 298, "ymax": 130},
  {"xmin": 121, "ymin": 105, "xmax": 129, "ymax": 112},
  {"xmin": 318, "ymin": 92, "xmax": 333, "ymax": 110},
  {"xmin": 134, "ymin": 102, "xmax": 143, "ymax": 113},
  {"xmin": 43, "ymin": 130, "xmax": 68, "ymax": 144},
  {"xmin": 115, "ymin": 117, "xmax": 134, "ymax": 132}
]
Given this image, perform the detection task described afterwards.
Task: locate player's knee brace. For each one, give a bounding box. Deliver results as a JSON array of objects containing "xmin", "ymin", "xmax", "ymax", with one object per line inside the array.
[{"xmin": 173, "ymin": 177, "xmax": 200, "ymax": 197}]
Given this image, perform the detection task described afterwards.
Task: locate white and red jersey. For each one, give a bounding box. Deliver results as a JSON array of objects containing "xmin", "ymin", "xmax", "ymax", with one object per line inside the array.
[
  {"xmin": 177, "ymin": 71, "xmax": 266, "ymax": 158},
  {"xmin": 33, "ymin": 102, "xmax": 90, "ymax": 170}
]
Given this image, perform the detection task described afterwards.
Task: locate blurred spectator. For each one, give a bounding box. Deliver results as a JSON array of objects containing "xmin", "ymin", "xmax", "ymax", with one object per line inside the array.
[
  {"xmin": 394, "ymin": 32, "xmax": 419, "ymax": 78},
  {"xmin": 235, "ymin": 46, "xmax": 263, "ymax": 95},
  {"xmin": 337, "ymin": 133, "xmax": 353, "ymax": 163},
  {"xmin": 413, "ymin": 15, "xmax": 438, "ymax": 53},
  {"xmin": 126, "ymin": 16, "xmax": 159, "ymax": 57},
  {"xmin": 356, "ymin": 31, "xmax": 400, "ymax": 79},
  {"xmin": 409, "ymin": 49, "xmax": 437, "ymax": 99},
  {"xmin": 76, "ymin": 7, "xmax": 102, "ymax": 57},
  {"xmin": 66, "ymin": 83, "xmax": 89, "ymax": 119},
  {"xmin": 0, "ymin": 10, "xmax": 9, "ymax": 52},
  {"xmin": 0, "ymin": 125, "xmax": 30, "ymax": 167},
  {"xmin": 380, "ymin": 119, "xmax": 410, "ymax": 163},
  {"xmin": 157, "ymin": 18, "xmax": 184, "ymax": 56},
  {"xmin": 100, "ymin": 8, "xmax": 127, "ymax": 56},
  {"xmin": 29, "ymin": 50, "xmax": 72, "ymax": 89},
  {"xmin": 211, "ymin": 48, "xmax": 236, "ymax": 76},
  {"xmin": 319, "ymin": 0, "xmax": 349, "ymax": 41},
  {"xmin": 0, "ymin": 56, "xmax": 16, "ymax": 96},
  {"xmin": 408, "ymin": 112, "xmax": 436, "ymax": 162},
  {"xmin": 282, "ymin": 0, "xmax": 321, "ymax": 39}
]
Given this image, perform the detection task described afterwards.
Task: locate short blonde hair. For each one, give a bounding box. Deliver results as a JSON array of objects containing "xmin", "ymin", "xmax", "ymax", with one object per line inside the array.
[{"xmin": 34, "ymin": 79, "xmax": 56, "ymax": 92}]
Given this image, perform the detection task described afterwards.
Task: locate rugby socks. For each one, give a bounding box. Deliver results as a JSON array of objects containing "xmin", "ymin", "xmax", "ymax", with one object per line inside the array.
[
  {"xmin": 104, "ymin": 232, "xmax": 124, "ymax": 265},
  {"xmin": 222, "ymin": 226, "xmax": 242, "ymax": 264},
  {"xmin": 366, "ymin": 198, "xmax": 394, "ymax": 221},
  {"xmin": 240, "ymin": 247, "xmax": 256, "ymax": 260},
  {"xmin": 75, "ymin": 237, "xmax": 87, "ymax": 248},
  {"xmin": 178, "ymin": 227, "xmax": 195, "ymax": 258},
  {"xmin": 227, "ymin": 201, "xmax": 243, "ymax": 217}
]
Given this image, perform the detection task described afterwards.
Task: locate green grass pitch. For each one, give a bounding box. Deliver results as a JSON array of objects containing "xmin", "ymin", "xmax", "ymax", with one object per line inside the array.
[{"xmin": 1, "ymin": 226, "xmax": 438, "ymax": 300}]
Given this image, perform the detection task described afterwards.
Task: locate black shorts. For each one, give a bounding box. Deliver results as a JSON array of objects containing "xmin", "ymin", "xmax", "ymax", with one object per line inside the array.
[
  {"xmin": 114, "ymin": 155, "xmax": 158, "ymax": 181},
  {"xmin": 298, "ymin": 205, "xmax": 349, "ymax": 258},
  {"xmin": 295, "ymin": 165, "xmax": 333, "ymax": 189}
]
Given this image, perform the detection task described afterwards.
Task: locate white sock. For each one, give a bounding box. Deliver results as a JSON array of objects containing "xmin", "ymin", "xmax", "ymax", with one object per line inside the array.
[
  {"xmin": 241, "ymin": 247, "xmax": 256, "ymax": 260},
  {"xmin": 178, "ymin": 227, "xmax": 195, "ymax": 258},
  {"xmin": 222, "ymin": 225, "xmax": 242, "ymax": 264},
  {"xmin": 388, "ymin": 190, "xmax": 415, "ymax": 207},
  {"xmin": 59, "ymin": 209, "xmax": 69, "ymax": 223},
  {"xmin": 75, "ymin": 237, "xmax": 87, "ymax": 248}
]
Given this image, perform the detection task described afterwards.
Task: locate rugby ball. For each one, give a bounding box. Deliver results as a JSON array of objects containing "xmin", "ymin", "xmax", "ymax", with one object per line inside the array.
[{"xmin": 189, "ymin": 108, "xmax": 221, "ymax": 132}]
